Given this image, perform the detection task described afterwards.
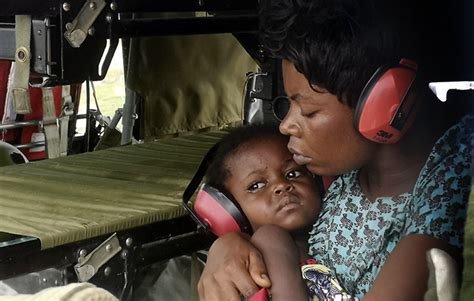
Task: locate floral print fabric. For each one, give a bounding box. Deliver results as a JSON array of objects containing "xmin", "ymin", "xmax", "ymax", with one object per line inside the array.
[{"xmin": 308, "ymin": 115, "xmax": 473, "ymax": 298}]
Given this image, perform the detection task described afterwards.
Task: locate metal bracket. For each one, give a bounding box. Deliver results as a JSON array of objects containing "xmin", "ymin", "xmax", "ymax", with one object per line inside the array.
[
  {"xmin": 249, "ymin": 72, "xmax": 268, "ymax": 98},
  {"xmin": 64, "ymin": 0, "xmax": 106, "ymax": 48},
  {"xmin": 74, "ymin": 233, "xmax": 122, "ymax": 282}
]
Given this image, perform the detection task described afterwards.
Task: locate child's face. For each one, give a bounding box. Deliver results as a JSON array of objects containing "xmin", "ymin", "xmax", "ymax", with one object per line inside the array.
[{"xmin": 225, "ymin": 136, "xmax": 321, "ymax": 233}]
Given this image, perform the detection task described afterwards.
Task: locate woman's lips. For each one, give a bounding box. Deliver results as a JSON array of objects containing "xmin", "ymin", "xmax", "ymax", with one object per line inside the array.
[
  {"xmin": 293, "ymin": 153, "xmax": 312, "ymax": 165},
  {"xmin": 288, "ymin": 146, "xmax": 312, "ymax": 165}
]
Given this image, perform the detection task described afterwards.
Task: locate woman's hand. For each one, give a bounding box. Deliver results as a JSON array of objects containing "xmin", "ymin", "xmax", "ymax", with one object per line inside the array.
[{"xmin": 198, "ymin": 232, "xmax": 271, "ymax": 301}]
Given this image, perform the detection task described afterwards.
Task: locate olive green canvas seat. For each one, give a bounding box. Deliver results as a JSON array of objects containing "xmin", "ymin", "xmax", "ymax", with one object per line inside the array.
[
  {"xmin": 0, "ymin": 131, "xmax": 224, "ymax": 286},
  {"xmin": 0, "ymin": 131, "xmax": 224, "ymax": 250}
]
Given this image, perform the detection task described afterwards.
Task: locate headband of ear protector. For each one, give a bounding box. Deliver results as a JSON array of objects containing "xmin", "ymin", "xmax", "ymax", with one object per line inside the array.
[
  {"xmin": 182, "ymin": 143, "xmax": 253, "ymax": 237},
  {"xmin": 353, "ymin": 58, "xmax": 418, "ymax": 144}
]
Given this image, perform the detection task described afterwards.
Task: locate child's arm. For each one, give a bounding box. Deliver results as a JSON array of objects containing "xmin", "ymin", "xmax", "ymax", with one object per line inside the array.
[{"xmin": 250, "ymin": 225, "xmax": 308, "ymax": 301}]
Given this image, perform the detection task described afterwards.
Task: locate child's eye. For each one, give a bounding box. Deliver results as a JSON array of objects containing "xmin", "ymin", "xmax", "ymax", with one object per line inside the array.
[
  {"xmin": 286, "ymin": 169, "xmax": 302, "ymax": 179},
  {"xmin": 247, "ymin": 182, "xmax": 266, "ymax": 192}
]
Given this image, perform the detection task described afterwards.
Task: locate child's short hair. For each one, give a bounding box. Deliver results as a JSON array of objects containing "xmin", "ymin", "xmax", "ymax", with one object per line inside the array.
[{"xmin": 205, "ymin": 124, "xmax": 287, "ymax": 192}]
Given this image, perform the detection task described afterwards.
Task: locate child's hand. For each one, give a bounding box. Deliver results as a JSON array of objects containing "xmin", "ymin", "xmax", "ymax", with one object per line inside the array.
[{"xmin": 198, "ymin": 232, "xmax": 271, "ymax": 301}]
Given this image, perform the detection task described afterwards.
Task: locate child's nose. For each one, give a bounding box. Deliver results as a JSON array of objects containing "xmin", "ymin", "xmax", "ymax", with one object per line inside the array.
[{"xmin": 274, "ymin": 181, "xmax": 293, "ymax": 195}]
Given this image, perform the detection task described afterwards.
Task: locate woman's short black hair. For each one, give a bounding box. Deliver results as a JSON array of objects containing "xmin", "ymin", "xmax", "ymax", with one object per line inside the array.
[
  {"xmin": 259, "ymin": 0, "xmax": 458, "ymax": 107},
  {"xmin": 205, "ymin": 124, "xmax": 287, "ymax": 192}
]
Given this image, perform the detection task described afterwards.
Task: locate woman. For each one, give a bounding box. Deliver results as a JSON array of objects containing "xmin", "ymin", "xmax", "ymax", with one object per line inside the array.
[{"xmin": 198, "ymin": 0, "xmax": 473, "ymax": 300}]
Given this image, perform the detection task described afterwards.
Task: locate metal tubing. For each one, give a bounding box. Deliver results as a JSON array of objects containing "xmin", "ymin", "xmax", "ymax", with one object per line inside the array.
[
  {"xmin": 121, "ymin": 88, "xmax": 135, "ymax": 145},
  {"xmin": 0, "ymin": 120, "xmax": 40, "ymax": 130},
  {"xmin": 115, "ymin": 15, "xmax": 258, "ymax": 37},
  {"xmin": 109, "ymin": 108, "xmax": 123, "ymax": 130},
  {"xmin": 0, "ymin": 0, "xmax": 59, "ymax": 16},
  {"xmin": 15, "ymin": 142, "xmax": 45, "ymax": 149},
  {"xmin": 115, "ymin": 0, "xmax": 257, "ymax": 13},
  {"xmin": 85, "ymin": 79, "xmax": 91, "ymax": 151},
  {"xmin": 0, "ymin": 0, "xmax": 257, "ymax": 16}
]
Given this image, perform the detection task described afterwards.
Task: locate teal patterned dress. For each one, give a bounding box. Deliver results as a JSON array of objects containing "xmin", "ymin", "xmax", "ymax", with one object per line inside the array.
[{"xmin": 308, "ymin": 114, "xmax": 473, "ymax": 298}]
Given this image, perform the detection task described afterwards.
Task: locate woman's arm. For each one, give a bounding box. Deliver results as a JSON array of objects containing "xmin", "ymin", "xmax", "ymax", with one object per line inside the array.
[
  {"xmin": 197, "ymin": 232, "xmax": 271, "ymax": 301},
  {"xmin": 251, "ymin": 225, "xmax": 308, "ymax": 301},
  {"xmin": 363, "ymin": 234, "xmax": 460, "ymax": 301},
  {"xmin": 364, "ymin": 116, "xmax": 470, "ymax": 300}
]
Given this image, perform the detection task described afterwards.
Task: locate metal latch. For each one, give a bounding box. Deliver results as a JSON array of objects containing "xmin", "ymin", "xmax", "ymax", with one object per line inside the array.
[
  {"xmin": 64, "ymin": 0, "xmax": 106, "ymax": 48},
  {"xmin": 74, "ymin": 233, "xmax": 122, "ymax": 282}
]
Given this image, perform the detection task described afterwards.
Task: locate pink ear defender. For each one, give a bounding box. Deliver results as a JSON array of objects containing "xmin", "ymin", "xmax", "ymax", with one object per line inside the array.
[
  {"xmin": 193, "ymin": 184, "xmax": 252, "ymax": 236},
  {"xmin": 354, "ymin": 58, "xmax": 418, "ymax": 144},
  {"xmin": 182, "ymin": 144, "xmax": 268, "ymax": 300},
  {"xmin": 182, "ymin": 143, "xmax": 252, "ymax": 236}
]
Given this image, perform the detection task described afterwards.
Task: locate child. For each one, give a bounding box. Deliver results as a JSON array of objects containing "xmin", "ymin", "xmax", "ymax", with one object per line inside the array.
[{"xmin": 203, "ymin": 124, "xmax": 357, "ymax": 301}]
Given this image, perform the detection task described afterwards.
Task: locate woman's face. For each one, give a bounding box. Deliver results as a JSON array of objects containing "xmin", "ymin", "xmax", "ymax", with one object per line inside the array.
[
  {"xmin": 225, "ymin": 136, "xmax": 320, "ymax": 233},
  {"xmin": 279, "ymin": 60, "xmax": 375, "ymax": 176}
]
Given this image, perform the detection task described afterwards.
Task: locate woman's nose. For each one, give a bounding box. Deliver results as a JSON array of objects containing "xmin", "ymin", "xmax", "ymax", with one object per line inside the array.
[
  {"xmin": 279, "ymin": 105, "xmax": 300, "ymax": 138},
  {"xmin": 274, "ymin": 181, "xmax": 294, "ymax": 195}
]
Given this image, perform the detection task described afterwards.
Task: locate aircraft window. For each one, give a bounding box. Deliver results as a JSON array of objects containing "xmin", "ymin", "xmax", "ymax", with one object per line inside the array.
[
  {"xmin": 77, "ymin": 40, "xmax": 125, "ymax": 135},
  {"xmin": 429, "ymin": 81, "xmax": 474, "ymax": 102}
]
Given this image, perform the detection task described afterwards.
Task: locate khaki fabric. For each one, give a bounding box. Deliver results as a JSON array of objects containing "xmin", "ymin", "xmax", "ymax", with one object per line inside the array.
[
  {"xmin": 0, "ymin": 131, "xmax": 225, "ymax": 249},
  {"xmin": 126, "ymin": 34, "xmax": 257, "ymax": 139},
  {"xmin": 0, "ymin": 283, "xmax": 117, "ymax": 301}
]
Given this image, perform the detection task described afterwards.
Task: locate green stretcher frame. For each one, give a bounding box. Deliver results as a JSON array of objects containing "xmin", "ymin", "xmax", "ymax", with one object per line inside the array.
[{"xmin": 0, "ymin": 131, "xmax": 224, "ymax": 290}]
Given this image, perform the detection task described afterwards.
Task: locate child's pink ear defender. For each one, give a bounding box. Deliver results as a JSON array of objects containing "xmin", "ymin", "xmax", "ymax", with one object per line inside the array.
[
  {"xmin": 249, "ymin": 288, "xmax": 270, "ymax": 301},
  {"xmin": 182, "ymin": 143, "xmax": 252, "ymax": 237},
  {"xmin": 182, "ymin": 144, "xmax": 268, "ymax": 300}
]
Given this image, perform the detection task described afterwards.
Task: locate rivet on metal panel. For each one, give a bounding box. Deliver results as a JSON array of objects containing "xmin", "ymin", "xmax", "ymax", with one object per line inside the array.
[
  {"xmin": 121, "ymin": 250, "xmax": 129, "ymax": 259},
  {"xmin": 104, "ymin": 267, "xmax": 112, "ymax": 276},
  {"xmin": 63, "ymin": 2, "xmax": 71, "ymax": 11},
  {"xmin": 105, "ymin": 243, "xmax": 113, "ymax": 252}
]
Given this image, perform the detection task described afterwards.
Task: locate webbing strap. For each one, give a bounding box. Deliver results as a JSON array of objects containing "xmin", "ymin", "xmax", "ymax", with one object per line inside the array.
[
  {"xmin": 60, "ymin": 85, "xmax": 73, "ymax": 156},
  {"xmin": 42, "ymin": 88, "xmax": 60, "ymax": 159},
  {"xmin": 12, "ymin": 15, "xmax": 32, "ymax": 114}
]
